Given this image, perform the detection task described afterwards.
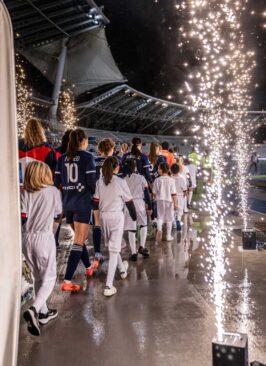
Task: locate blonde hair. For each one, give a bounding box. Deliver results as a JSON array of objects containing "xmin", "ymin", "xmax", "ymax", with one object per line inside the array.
[
  {"xmin": 23, "ymin": 161, "xmax": 53, "ymax": 193},
  {"xmin": 24, "ymin": 118, "xmax": 46, "ymax": 148},
  {"xmin": 149, "ymin": 142, "xmax": 159, "ymax": 165},
  {"xmin": 121, "ymin": 143, "xmax": 128, "ymax": 154}
]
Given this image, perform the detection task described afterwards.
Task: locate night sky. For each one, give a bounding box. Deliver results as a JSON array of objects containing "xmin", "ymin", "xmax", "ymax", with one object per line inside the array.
[{"xmin": 100, "ymin": 0, "xmax": 266, "ymax": 110}]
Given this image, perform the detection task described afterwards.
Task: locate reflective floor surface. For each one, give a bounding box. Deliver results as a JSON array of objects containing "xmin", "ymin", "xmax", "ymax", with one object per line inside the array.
[{"xmin": 18, "ymin": 212, "xmax": 266, "ymax": 366}]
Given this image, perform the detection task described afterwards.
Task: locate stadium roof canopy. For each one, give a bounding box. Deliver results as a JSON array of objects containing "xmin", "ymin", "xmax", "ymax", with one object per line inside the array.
[
  {"xmin": 76, "ymin": 84, "xmax": 190, "ymax": 135},
  {"xmin": 4, "ymin": 0, "xmax": 109, "ymax": 50}
]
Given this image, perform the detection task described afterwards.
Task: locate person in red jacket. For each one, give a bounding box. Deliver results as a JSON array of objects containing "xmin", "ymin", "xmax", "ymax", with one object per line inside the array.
[{"xmin": 19, "ymin": 118, "xmax": 56, "ymax": 185}]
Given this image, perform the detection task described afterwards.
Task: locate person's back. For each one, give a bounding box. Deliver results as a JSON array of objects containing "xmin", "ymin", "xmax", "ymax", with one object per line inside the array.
[
  {"xmin": 161, "ymin": 141, "xmax": 174, "ymax": 166},
  {"xmin": 19, "ymin": 118, "xmax": 56, "ymax": 182},
  {"xmin": 124, "ymin": 173, "xmax": 146, "ymax": 200},
  {"xmin": 153, "ymin": 175, "xmax": 176, "ymax": 202},
  {"xmin": 55, "ymin": 150, "xmax": 95, "ymax": 211},
  {"xmin": 172, "ymin": 174, "xmax": 187, "ymax": 196},
  {"xmin": 22, "ymin": 186, "xmax": 61, "ymax": 233},
  {"xmin": 96, "ymin": 175, "xmax": 130, "ymax": 212}
]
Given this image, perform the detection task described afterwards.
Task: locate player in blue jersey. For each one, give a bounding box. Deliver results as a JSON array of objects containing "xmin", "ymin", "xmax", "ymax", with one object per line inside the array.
[
  {"xmin": 122, "ymin": 137, "xmax": 152, "ymax": 184},
  {"xmin": 54, "ymin": 129, "xmax": 96, "ymax": 292}
]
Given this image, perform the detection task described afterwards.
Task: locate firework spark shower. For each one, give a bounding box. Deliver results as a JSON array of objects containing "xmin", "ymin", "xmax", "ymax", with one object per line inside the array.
[{"xmin": 180, "ymin": 0, "xmax": 255, "ymax": 340}]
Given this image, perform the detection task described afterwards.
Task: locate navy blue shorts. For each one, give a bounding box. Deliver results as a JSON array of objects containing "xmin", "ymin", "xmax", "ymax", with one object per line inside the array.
[{"xmin": 65, "ymin": 209, "xmax": 93, "ymax": 225}]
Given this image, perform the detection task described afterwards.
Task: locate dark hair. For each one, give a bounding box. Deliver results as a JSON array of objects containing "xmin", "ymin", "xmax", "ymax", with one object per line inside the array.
[
  {"xmin": 102, "ymin": 156, "xmax": 119, "ymax": 185},
  {"xmin": 61, "ymin": 129, "xmax": 73, "ymax": 154},
  {"xmin": 162, "ymin": 141, "xmax": 169, "ymax": 150},
  {"xmin": 98, "ymin": 138, "xmax": 115, "ymax": 156},
  {"xmin": 131, "ymin": 137, "xmax": 142, "ymax": 157},
  {"xmin": 159, "ymin": 162, "xmax": 169, "ymax": 174},
  {"xmin": 124, "ymin": 158, "xmax": 136, "ymax": 175},
  {"xmin": 171, "ymin": 163, "xmax": 180, "ymax": 175},
  {"xmin": 67, "ymin": 129, "xmax": 86, "ymax": 160}
]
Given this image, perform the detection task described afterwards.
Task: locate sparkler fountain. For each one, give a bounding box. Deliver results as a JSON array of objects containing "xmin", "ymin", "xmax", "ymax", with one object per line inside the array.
[{"xmin": 179, "ymin": 0, "xmax": 255, "ymax": 363}]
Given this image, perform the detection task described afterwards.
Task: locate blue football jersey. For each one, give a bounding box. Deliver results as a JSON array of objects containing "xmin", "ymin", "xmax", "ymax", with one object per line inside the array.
[
  {"xmin": 150, "ymin": 155, "xmax": 167, "ymax": 181},
  {"xmin": 54, "ymin": 151, "xmax": 96, "ymax": 211},
  {"xmin": 122, "ymin": 152, "xmax": 152, "ymax": 183},
  {"xmin": 95, "ymin": 155, "xmax": 106, "ymax": 181}
]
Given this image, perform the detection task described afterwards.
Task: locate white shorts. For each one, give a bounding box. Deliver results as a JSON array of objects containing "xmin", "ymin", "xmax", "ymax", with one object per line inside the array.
[
  {"xmin": 22, "ymin": 231, "xmax": 56, "ymax": 282},
  {"xmin": 124, "ymin": 199, "xmax": 147, "ymax": 231},
  {"xmin": 157, "ymin": 200, "xmax": 174, "ymax": 223},
  {"xmin": 100, "ymin": 211, "xmax": 124, "ymax": 253}
]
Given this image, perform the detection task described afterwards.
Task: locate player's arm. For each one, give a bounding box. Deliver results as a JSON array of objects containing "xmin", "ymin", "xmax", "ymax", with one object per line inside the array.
[
  {"xmin": 143, "ymin": 155, "xmax": 152, "ymax": 184},
  {"xmin": 92, "ymin": 181, "xmax": 101, "ymax": 223},
  {"xmin": 85, "ymin": 155, "xmax": 96, "ymax": 194},
  {"xmin": 54, "ymin": 157, "xmax": 62, "ymax": 188},
  {"xmin": 122, "ymin": 180, "xmax": 137, "ymax": 221}
]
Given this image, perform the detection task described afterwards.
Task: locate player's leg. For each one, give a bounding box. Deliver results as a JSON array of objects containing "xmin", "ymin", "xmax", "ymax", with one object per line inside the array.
[
  {"xmin": 125, "ymin": 207, "xmax": 137, "ymax": 260},
  {"xmin": 156, "ymin": 201, "xmax": 163, "ymax": 242},
  {"xmin": 62, "ymin": 212, "xmax": 90, "ymax": 291},
  {"xmin": 138, "ymin": 201, "xmax": 149, "ymax": 256},
  {"xmin": 104, "ymin": 213, "xmax": 125, "ymax": 296}
]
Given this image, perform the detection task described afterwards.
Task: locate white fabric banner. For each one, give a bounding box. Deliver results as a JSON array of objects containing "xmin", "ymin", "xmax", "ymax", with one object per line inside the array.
[{"xmin": 0, "ymin": 2, "xmax": 22, "ymax": 366}]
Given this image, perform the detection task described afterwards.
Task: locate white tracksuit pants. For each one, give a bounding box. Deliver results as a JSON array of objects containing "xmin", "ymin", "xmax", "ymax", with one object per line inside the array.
[
  {"xmin": 101, "ymin": 212, "xmax": 126, "ymax": 288},
  {"xmin": 22, "ymin": 231, "xmax": 56, "ymax": 314}
]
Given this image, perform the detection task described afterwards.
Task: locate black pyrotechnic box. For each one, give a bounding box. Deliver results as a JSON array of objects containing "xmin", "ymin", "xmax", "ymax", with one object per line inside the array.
[
  {"xmin": 242, "ymin": 229, "xmax": 256, "ymax": 250},
  {"xmin": 212, "ymin": 332, "xmax": 248, "ymax": 366}
]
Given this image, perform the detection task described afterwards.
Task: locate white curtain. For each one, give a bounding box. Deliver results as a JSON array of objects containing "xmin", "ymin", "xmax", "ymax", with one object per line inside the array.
[{"xmin": 0, "ymin": 2, "xmax": 22, "ymax": 366}]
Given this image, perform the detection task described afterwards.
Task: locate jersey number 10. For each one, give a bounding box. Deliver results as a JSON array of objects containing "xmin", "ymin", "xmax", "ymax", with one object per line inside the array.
[{"xmin": 65, "ymin": 163, "xmax": 78, "ymax": 183}]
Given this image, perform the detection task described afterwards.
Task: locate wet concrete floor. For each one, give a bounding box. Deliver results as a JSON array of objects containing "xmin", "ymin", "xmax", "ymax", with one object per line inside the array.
[{"xmin": 18, "ymin": 212, "xmax": 266, "ymax": 366}]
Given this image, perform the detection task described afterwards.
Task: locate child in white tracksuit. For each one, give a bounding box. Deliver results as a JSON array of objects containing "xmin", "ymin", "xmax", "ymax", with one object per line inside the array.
[
  {"xmin": 152, "ymin": 162, "xmax": 177, "ymax": 242},
  {"xmin": 171, "ymin": 163, "xmax": 187, "ymax": 230},
  {"xmin": 21, "ymin": 161, "xmax": 62, "ymax": 337},
  {"xmin": 123, "ymin": 159, "xmax": 152, "ymax": 261},
  {"xmin": 93, "ymin": 156, "xmax": 137, "ymax": 297}
]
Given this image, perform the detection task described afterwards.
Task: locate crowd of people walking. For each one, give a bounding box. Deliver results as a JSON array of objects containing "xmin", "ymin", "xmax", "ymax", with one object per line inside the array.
[{"xmin": 19, "ymin": 118, "xmax": 199, "ymax": 337}]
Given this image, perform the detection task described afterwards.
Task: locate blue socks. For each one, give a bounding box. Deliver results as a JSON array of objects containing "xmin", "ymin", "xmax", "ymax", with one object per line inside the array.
[
  {"xmin": 65, "ymin": 244, "xmax": 83, "ymax": 281},
  {"xmin": 93, "ymin": 226, "xmax": 101, "ymax": 254},
  {"xmin": 81, "ymin": 245, "xmax": 91, "ymax": 268}
]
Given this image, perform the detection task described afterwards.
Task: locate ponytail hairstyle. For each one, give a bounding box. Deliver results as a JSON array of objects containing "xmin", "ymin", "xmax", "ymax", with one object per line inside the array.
[
  {"xmin": 102, "ymin": 156, "xmax": 119, "ymax": 185},
  {"xmin": 61, "ymin": 129, "xmax": 73, "ymax": 154},
  {"xmin": 67, "ymin": 129, "xmax": 86, "ymax": 161},
  {"xmin": 131, "ymin": 137, "xmax": 142, "ymax": 158},
  {"xmin": 124, "ymin": 158, "xmax": 136, "ymax": 176},
  {"xmin": 98, "ymin": 138, "xmax": 115, "ymax": 157},
  {"xmin": 149, "ymin": 142, "xmax": 159, "ymax": 165}
]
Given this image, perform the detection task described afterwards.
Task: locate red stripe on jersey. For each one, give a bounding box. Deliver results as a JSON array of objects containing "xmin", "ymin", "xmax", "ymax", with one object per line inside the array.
[
  {"xmin": 21, "ymin": 213, "xmax": 27, "ymax": 218},
  {"xmin": 19, "ymin": 145, "xmax": 52, "ymax": 162},
  {"xmin": 93, "ymin": 198, "xmax": 100, "ymax": 202}
]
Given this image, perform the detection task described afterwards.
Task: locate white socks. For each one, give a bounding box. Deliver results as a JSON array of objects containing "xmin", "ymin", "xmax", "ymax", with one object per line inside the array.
[
  {"xmin": 128, "ymin": 231, "xmax": 137, "ymax": 254},
  {"xmin": 166, "ymin": 222, "xmax": 172, "ymax": 239},
  {"xmin": 33, "ymin": 277, "xmax": 56, "ymax": 314},
  {"xmin": 157, "ymin": 219, "xmax": 163, "ymax": 232},
  {"xmin": 106, "ymin": 252, "xmax": 125, "ymax": 288},
  {"xmin": 140, "ymin": 226, "xmax": 148, "ymax": 248},
  {"xmin": 188, "ymin": 191, "xmax": 193, "ymax": 205}
]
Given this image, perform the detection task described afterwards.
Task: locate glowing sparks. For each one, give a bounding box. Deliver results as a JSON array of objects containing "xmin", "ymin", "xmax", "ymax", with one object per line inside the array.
[
  {"xmin": 16, "ymin": 54, "xmax": 35, "ymax": 137},
  {"xmin": 181, "ymin": 0, "xmax": 255, "ymax": 340},
  {"xmin": 59, "ymin": 89, "xmax": 78, "ymax": 131}
]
